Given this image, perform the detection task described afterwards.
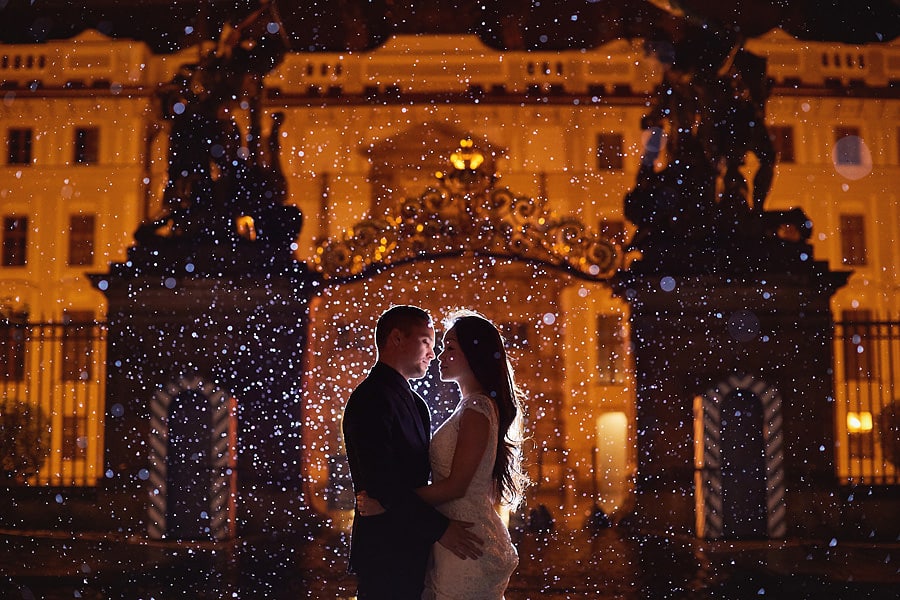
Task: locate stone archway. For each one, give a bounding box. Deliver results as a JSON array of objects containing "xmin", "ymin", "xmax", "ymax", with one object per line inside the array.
[
  {"xmin": 147, "ymin": 375, "xmax": 237, "ymax": 541},
  {"xmin": 695, "ymin": 373, "xmax": 786, "ymax": 539},
  {"xmin": 305, "ymin": 177, "xmax": 623, "ymax": 523},
  {"xmin": 305, "ymin": 258, "xmax": 572, "ymax": 512}
]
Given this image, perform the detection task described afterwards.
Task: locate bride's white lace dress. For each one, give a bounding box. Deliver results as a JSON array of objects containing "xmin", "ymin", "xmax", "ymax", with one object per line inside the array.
[{"xmin": 423, "ymin": 393, "xmax": 518, "ymax": 599}]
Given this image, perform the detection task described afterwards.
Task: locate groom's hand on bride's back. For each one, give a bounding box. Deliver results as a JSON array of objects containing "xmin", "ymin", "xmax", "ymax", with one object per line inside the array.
[{"xmin": 439, "ymin": 520, "xmax": 484, "ymax": 560}]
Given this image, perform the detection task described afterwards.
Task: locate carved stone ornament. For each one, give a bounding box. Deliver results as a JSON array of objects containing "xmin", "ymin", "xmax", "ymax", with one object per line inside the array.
[{"xmin": 315, "ymin": 186, "xmax": 620, "ymax": 282}]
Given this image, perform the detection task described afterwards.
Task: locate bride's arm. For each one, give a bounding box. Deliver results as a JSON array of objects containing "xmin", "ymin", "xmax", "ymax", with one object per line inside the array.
[
  {"xmin": 415, "ymin": 408, "xmax": 490, "ymax": 506},
  {"xmin": 356, "ymin": 408, "xmax": 491, "ymax": 514}
]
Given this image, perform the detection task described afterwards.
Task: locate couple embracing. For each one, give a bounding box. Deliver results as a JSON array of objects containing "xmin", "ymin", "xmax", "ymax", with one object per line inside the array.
[{"xmin": 342, "ymin": 305, "xmax": 529, "ymax": 599}]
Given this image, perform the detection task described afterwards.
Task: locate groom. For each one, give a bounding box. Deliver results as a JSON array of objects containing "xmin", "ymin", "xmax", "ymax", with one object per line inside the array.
[{"xmin": 343, "ymin": 305, "xmax": 482, "ymax": 599}]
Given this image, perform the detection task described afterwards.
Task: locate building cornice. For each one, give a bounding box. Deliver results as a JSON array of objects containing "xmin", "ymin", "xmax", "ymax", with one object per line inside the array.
[{"xmin": 4, "ymin": 29, "xmax": 899, "ymax": 102}]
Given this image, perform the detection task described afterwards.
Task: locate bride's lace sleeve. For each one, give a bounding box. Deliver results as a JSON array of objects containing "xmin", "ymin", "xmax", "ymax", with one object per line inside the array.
[{"xmin": 463, "ymin": 393, "xmax": 497, "ymax": 425}]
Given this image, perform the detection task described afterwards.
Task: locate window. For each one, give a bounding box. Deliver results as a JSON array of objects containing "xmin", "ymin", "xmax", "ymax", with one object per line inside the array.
[
  {"xmin": 500, "ymin": 322, "xmax": 530, "ymax": 348},
  {"xmin": 74, "ymin": 127, "xmax": 99, "ymax": 164},
  {"xmin": 0, "ymin": 320, "xmax": 26, "ymax": 382},
  {"xmin": 597, "ymin": 314, "xmax": 627, "ymax": 384},
  {"xmin": 841, "ymin": 309, "xmax": 875, "ymax": 381},
  {"xmin": 834, "ymin": 126, "xmax": 861, "ymax": 165},
  {"xmin": 68, "ymin": 214, "xmax": 96, "ymax": 266},
  {"xmin": 596, "ymin": 133, "xmax": 624, "ymax": 170},
  {"xmin": 61, "ymin": 310, "xmax": 93, "ymax": 381},
  {"xmin": 846, "ymin": 410, "xmax": 875, "ymax": 458},
  {"xmin": 2, "ymin": 216, "xmax": 27, "ymax": 266},
  {"xmin": 839, "ymin": 214, "xmax": 867, "ymax": 266},
  {"xmin": 7, "ymin": 128, "xmax": 32, "ymax": 165},
  {"xmin": 768, "ymin": 125, "xmax": 795, "ymax": 163},
  {"xmin": 62, "ymin": 415, "xmax": 87, "ymax": 460}
]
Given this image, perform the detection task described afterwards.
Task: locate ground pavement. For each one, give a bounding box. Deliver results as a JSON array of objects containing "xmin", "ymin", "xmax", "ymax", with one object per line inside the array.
[{"xmin": 2, "ymin": 522, "xmax": 898, "ymax": 599}]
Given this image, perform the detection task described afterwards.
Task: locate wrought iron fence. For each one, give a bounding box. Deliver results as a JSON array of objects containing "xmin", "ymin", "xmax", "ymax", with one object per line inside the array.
[
  {"xmin": 1, "ymin": 320, "xmax": 106, "ymax": 487},
  {"xmin": 2, "ymin": 317, "xmax": 897, "ymax": 489},
  {"xmin": 833, "ymin": 318, "xmax": 900, "ymax": 486}
]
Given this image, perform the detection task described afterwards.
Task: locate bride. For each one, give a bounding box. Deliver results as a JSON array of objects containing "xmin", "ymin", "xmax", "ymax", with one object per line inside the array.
[{"xmin": 358, "ymin": 309, "xmax": 528, "ymax": 599}]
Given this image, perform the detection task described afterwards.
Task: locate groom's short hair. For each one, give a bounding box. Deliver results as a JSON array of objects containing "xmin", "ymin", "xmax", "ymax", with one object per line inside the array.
[{"xmin": 375, "ymin": 305, "xmax": 432, "ymax": 350}]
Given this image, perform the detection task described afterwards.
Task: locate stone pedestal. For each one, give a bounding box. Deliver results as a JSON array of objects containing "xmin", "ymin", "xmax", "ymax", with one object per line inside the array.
[
  {"xmin": 91, "ymin": 245, "xmax": 319, "ymax": 538},
  {"xmin": 615, "ymin": 238, "xmax": 849, "ymax": 538}
]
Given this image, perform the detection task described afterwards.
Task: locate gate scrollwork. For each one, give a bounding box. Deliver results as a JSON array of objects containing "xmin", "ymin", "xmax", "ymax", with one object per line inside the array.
[{"xmin": 315, "ymin": 186, "xmax": 620, "ymax": 282}]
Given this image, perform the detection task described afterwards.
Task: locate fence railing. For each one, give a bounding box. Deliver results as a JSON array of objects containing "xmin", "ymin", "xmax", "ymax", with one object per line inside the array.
[
  {"xmin": 2, "ymin": 318, "xmax": 898, "ymax": 489},
  {"xmin": 833, "ymin": 318, "xmax": 900, "ymax": 486},
  {"xmin": 1, "ymin": 320, "xmax": 106, "ymax": 487}
]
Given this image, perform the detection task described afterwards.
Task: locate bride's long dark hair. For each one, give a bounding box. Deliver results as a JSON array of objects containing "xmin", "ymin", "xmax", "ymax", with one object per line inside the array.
[{"xmin": 444, "ymin": 310, "xmax": 528, "ymax": 507}]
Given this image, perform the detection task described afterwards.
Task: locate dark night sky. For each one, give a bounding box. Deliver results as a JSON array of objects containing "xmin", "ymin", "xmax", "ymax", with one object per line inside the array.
[{"xmin": 1, "ymin": 0, "xmax": 898, "ymax": 53}]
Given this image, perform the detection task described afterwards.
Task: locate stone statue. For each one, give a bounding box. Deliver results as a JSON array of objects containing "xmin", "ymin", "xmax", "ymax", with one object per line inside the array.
[
  {"xmin": 135, "ymin": 0, "xmax": 302, "ymax": 253},
  {"xmin": 625, "ymin": 19, "xmax": 779, "ymax": 252}
]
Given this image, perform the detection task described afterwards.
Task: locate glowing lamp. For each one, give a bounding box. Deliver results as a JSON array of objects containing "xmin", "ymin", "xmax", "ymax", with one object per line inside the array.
[
  {"xmin": 847, "ymin": 411, "xmax": 873, "ymax": 433},
  {"xmin": 449, "ymin": 137, "xmax": 485, "ymax": 172}
]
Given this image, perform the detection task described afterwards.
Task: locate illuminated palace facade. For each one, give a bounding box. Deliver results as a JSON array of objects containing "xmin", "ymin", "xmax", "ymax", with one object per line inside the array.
[{"xmin": 1, "ymin": 28, "xmax": 898, "ymax": 528}]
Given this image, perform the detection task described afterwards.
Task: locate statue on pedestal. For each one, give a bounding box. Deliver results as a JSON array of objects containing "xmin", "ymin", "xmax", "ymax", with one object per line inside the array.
[
  {"xmin": 624, "ymin": 17, "xmax": 805, "ymax": 261},
  {"xmin": 134, "ymin": 0, "xmax": 302, "ymax": 258}
]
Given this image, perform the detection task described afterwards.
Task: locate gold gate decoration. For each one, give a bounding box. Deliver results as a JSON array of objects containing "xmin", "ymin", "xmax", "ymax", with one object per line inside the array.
[{"xmin": 315, "ymin": 186, "xmax": 620, "ymax": 282}]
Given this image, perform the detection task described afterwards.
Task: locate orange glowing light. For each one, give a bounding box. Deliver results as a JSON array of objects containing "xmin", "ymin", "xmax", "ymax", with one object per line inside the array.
[{"xmin": 235, "ymin": 215, "xmax": 257, "ymax": 241}]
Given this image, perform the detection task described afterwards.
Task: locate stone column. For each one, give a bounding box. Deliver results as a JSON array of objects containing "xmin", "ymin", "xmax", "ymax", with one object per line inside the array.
[
  {"xmin": 615, "ymin": 247, "xmax": 849, "ymax": 537},
  {"xmin": 92, "ymin": 252, "xmax": 319, "ymax": 538}
]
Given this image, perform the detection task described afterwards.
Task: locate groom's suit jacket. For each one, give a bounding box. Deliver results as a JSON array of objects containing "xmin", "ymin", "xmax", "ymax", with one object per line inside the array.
[{"xmin": 342, "ymin": 361, "xmax": 449, "ymax": 580}]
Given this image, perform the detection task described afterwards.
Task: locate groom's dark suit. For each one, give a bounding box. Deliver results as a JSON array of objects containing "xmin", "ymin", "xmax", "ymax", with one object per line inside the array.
[{"xmin": 343, "ymin": 361, "xmax": 449, "ymax": 599}]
